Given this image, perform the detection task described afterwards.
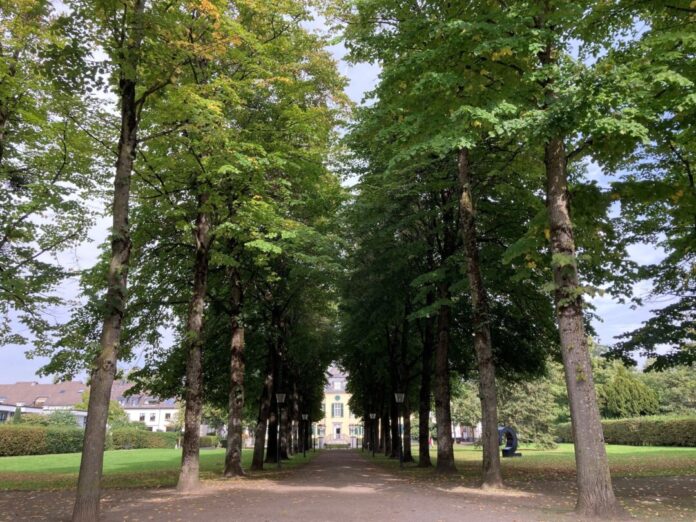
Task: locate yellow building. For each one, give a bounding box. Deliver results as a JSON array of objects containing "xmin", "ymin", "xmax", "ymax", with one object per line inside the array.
[{"xmin": 316, "ymin": 365, "xmax": 363, "ymax": 447}]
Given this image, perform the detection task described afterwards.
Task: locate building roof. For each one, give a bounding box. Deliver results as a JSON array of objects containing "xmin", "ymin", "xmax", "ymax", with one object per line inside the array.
[
  {"xmin": 324, "ymin": 364, "xmax": 348, "ymax": 393},
  {"xmin": 0, "ymin": 381, "xmax": 87, "ymax": 408},
  {"xmin": 0, "ymin": 380, "xmax": 177, "ymax": 410}
]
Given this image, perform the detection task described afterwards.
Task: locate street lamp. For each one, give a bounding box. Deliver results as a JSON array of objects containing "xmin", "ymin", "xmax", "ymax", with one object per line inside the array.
[
  {"xmin": 301, "ymin": 413, "xmax": 309, "ymax": 458},
  {"xmin": 276, "ymin": 393, "xmax": 286, "ymax": 469},
  {"xmin": 369, "ymin": 413, "xmax": 376, "ymax": 458},
  {"xmin": 394, "ymin": 393, "xmax": 405, "ymax": 469}
]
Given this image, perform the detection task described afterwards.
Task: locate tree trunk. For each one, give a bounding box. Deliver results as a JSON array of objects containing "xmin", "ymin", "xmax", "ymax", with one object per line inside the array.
[
  {"xmin": 291, "ymin": 385, "xmax": 300, "ymax": 454},
  {"xmin": 418, "ymin": 314, "xmax": 434, "ymax": 467},
  {"xmin": 545, "ymin": 135, "xmax": 623, "ymax": 516},
  {"xmin": 251, "ymin": 346, "xmax": 274, "ymax": 471},
  {"xmin": 382, "ymin": 411, "xmax": 391, "ymax": 456},
  {"xmin": 403, "ymin": 402, "xmax": 413, "ymax": 463},
  {"xmin": 280, "ymin": 403, "xmax": 290, "ymax": 460},
  {"xmin": 72, "ymin": 4, "xmax": 145, "ymax": 519},
  {"xmin": 177, "ymin": 194, "xmax": 213, "ymax": 493},
  {"xmin": 266, "ymin": 393, "xmax": 279, "ymax": 464},
  {"xmin": 434, "ymin": 284, "xmax": 456, "ymax": 473},
  {"xmin": 224, "ymin": 267, "xmax": 245, "ymax": 477},
  {"xmin": 390, "ymin": 401, "xmax": 399, "ymax": 459},
  {"xmin": 457, "ymin": 149, "xmax": 502, "ymax": 488}
]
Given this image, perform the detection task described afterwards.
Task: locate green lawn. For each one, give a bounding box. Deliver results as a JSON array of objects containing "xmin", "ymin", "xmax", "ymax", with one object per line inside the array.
[
  {"xmin": 0, "ymin": 448, "xmax": 317, "ymax": 490},
  {"xmin": 366, "ymin": 443, "xmax": 696, "ymax": 482}
]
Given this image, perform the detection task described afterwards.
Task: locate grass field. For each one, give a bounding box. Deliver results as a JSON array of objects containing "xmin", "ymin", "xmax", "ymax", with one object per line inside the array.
[
  {"xmin": 0, "ymin": 448, "xmax": 316, "ymax": 490},
  {"xmin": 1, "ymin": 443, "xmax": 693, "ymax": 492},
  {"xmin": 365, "ymin": 443, "xmax": 696, "ymax": 483}
]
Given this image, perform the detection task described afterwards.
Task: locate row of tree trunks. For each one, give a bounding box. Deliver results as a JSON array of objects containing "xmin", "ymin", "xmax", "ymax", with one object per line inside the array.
[
  {"xmin": 402, "ymin": 402, "xmax": 413, "ymax": 462},
  {"xmin": 418, "ymin": 312, "xmax": 434, "ymax": 468},
  {"xmin": 251, "ymin": 344, "xmax": 274, "ymax": 470},
  {"xmin": 177, "ymin": 194, "xmax": 213, "ymax": 493},
  {"xmin": 224, "ymin": 266, "xmax": 245, "ymax": 477},
  {"xmin": 434, "ymin": 282, "xmax": 456, "ymax": 473},
  {"xmin": 71, "ymin": 3, "xmax": 147, "ymax": 520},
  {"xmin": 457, "ymin": 149, "xmax": 502, "ymax": 488},
  {"xmin": 381, "ymin": 411, "xmax": 391, "ymax": 456},
  {"xmin": 389, "ymin": 400, "xmax": 399, "ymax": 459}
]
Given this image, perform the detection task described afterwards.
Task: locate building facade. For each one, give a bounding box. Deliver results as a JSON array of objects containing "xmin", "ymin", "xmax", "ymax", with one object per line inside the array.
[{"xmin": 316, "ymin": 365, "xmax": 363, "ymax": 447}]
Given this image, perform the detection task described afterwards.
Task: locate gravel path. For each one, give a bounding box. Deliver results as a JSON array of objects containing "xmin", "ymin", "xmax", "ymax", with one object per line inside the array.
[{"xmin": 0, "ymin": 450, "xmax": 693, "ymax": 521}]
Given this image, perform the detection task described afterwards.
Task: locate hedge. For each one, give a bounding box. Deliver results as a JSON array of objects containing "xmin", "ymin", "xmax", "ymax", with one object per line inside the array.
[
  {"xmin": 199, "ymin": 435, "xmax": 218, "ymax": 448},
  {"xmin": 110, "ymin": 428, "xmax": 178, "ymax": 449},
  {"xmin": 0, "ymin": 425, "xmax": 84, "ymax": 456},
  {"xmin": 556, "ymin": 416, "xmax": 696, "ymax": 447}
]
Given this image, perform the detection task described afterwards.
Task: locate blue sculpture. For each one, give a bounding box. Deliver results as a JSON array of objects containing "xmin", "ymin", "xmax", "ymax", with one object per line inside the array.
[{"xmin": 498, "ymin": 426, "xmax": 522, "ymax": 458}]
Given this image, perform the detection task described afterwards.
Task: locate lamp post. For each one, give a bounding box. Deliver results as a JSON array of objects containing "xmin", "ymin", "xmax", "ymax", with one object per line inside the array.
[
  {"xmin": 394, "ymin": 393, "xmax": 405, "ymax": 469},
  {"xmin": 301, "ymin": 413, "xmax": 308, "ymax": 458},
  {"xmin": 275, "ymin": 393, "xmax": 286, "ymax": 469},
  {"xmin": 369, "ymin": 413, "xmax": 376, "ymax": 458}
]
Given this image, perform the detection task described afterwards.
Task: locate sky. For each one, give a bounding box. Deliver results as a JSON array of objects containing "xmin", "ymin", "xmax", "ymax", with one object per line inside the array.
[{"xmin": 0, "ymin": 16, "xmax": 667, "ymax": 383}]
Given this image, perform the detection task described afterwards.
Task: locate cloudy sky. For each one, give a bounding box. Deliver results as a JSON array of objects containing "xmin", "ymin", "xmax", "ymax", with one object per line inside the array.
[{"xmin": 0, "ymin": 17, "xmax": 666, "ymax": 383}]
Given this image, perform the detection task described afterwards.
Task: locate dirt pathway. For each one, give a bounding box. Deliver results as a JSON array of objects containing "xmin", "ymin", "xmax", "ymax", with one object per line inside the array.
[{"xmin": 0, "ymin": 450, "xmax": 692, "ymax": 521}]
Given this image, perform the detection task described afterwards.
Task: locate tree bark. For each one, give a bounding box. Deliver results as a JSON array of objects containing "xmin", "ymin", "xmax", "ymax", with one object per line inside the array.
[
  {"xmin": 72, "ymin": 3, "xmax": 145, "ymax": 519},
  {"xmin": 434, "ymin": 283, "xmax": 456, "ymax": 473},
  {"xmin": 457, "ymin": 149, "xmax": 502, "ymax": 488},
  {"xmin": 535, "ymin": 23, "xmax": 623, "ymax": 514},
  {"xmin": 402, "ymin": 401, "xmax": 413, "ymax": 462},
  {"xmin": 251, "ymin": 345, "xmax": 274, "ymax": 470},
  {"xmin": 418, "ymin": 313, "xmax": 434, "ymax": 467},
  {"xmin": 545, "ymin": 135, "xmax": 623, "ymax": 516},
  {"xmin": 177, "ymin": 194, "xmax": 213, "ymax": 493},
  {"xmin": 382, "ymin": 411, "xmax": 391, "ymax": 456},
  {"xmin": 280, "ymin": 401, "xmax": 290, "ymax": 460},
  {"xmin": 265, "ymin": 393, "xmax": 279, "ymax": 464},
  {"xmin": 224, "ymin": 267, "xmax": 245, "ymax": 477},
  {"xmin": 390, "ymin": 400, "xmax": 399, "ymax": 459}
]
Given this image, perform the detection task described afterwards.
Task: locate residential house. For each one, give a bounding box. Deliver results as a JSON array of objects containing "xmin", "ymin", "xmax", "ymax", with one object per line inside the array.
[{"xmin": 0, "ymin": 380, "xmax": 178, "ymax": 432}]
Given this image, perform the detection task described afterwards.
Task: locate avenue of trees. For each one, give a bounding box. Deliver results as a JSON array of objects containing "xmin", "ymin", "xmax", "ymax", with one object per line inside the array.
[{"xmin": 0, "ymin": 0, "xmax": 693, "ymax": 521}]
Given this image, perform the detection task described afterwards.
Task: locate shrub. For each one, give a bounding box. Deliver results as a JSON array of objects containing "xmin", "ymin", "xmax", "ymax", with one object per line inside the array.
[
  {"xmin": 45, "ymin": 427, "xmax": 84, "ymax": 453},
  {"xmin": 199, "ymin": 435, "xmax": 218, "ymax": 448},
  {"xmin": 556, "ymin": 415, "xmax": 696, "ymax": 447},
  {"xmin": 0, "ymin": 425, "xmax": 84, "ymax": 456},
  {"xmin": 46, "ymin": 410, "xmax": 80, "ymax": 427},
  {"xmin": 111, "ymin": 428, "xmax": 178, "ymax": 449},
  {"xmin": 17, "ymin": 413, "xmax": 49, "ymax": 426}
]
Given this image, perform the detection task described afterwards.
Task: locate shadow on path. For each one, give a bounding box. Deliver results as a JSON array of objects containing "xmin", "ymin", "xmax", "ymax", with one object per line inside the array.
[{"xmin": 1, "ymin": 450, "xmax": 692, "ymax": 521}]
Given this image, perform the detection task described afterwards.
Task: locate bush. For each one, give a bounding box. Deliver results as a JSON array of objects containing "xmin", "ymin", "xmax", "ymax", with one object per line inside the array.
[
  {"xmin": 556, "ymin": 415, "xmax": 696, "ymax": 447},
  {"xmin": 16, "ymin": 413, "xmax": 49, "ymax": 426},
  {"xmin": 111, "ymin": 428, "xmax": 178, "ymax": 449},
  {"xmin": 44, "ymin": 427, "xmax": 84, "ymax": 453},
  {"xmin": 199, "ymin": 435, "xmax": 218, "ymax": 448},
  {"xmin": 0, "ymin": 425, "xmax": 84, "ymax": 456}
]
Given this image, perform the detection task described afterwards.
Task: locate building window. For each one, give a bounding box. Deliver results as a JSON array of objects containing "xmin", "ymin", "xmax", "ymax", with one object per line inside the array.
[
  {"xmin": 333, "ymin": 381, "xmax": 341, "ymax": 391},
  {"xmin": 139, "ymin": 414, "xmax": 145, "ymax": 422},
  {"xmin": 0, "ymin": 411, "xmax": 7, "ymax": 422},
  {"xmin": 165, "ymin": 413, "xmax": 171, "ymax": 420},
  {"xmin": 150, "ymin": 413, "xmax": 156, "ymax": 422},
  {"xmin": 332, "ymin": 403, "xmax": 343, "ymax": 418}
]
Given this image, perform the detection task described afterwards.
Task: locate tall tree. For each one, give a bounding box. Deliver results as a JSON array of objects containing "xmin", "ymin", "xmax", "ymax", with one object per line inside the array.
[{"xmin": 0, "ymin": 0, "xmax": 96, "ymax": 347}]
